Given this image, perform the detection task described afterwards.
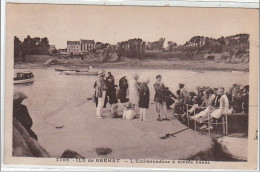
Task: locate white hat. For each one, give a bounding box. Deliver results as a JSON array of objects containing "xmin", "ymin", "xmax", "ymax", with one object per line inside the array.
[
  {"xmin": 98, "ymin": 70, "xmax": 105, "ymax": 76},
  {"xmin": 13, "ymin": 91, "xmax": 27, "ymax": 100}
]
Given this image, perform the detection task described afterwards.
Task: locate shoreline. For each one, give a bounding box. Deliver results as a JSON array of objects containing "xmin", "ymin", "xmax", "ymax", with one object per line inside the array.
[{"xmin": 14, "ymin": 60, "xmax": 249, "ymax": 72}]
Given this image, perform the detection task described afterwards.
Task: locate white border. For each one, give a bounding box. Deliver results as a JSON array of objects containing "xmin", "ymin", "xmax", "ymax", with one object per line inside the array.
[{"xmin": 1, "ymin": 0, "xmax": 259, "ymax": 171}]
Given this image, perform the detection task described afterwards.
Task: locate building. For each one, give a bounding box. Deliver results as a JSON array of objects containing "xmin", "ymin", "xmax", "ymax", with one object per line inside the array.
[
  {"xmin": 58, "ymin": 48, "xmax": 69, "ymax": 55},
  {"xmin": 147, "ymin": 38, "xmax": 165, "ymax": 51},
  {"xmin": 81, "ymin": 39, "xmax": 95, "ymax": 54},
  {"xmin": 49, "ymin": 45, "xmax": 56, "ymax": 53},
  {"xmin": 67, "ymin": 41, "xmax": 81, "ymax": 55}
]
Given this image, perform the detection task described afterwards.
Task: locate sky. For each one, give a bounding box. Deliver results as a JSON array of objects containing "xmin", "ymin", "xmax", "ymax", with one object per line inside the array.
[{"xmin": 6, "ymin": 4, "xmax": 257, "ymax": 49}]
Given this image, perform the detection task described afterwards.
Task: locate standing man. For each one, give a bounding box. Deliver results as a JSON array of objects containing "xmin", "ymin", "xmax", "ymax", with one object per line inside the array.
[
  {"xmin": 94, "ymin": 70, "xmax": 107, "ymax": 118},
  {"xmin": 154, "ymin": 75, "xmax": 168, "ymax": 121}
]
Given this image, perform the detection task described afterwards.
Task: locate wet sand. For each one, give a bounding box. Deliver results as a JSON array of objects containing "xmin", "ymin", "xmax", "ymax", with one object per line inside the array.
[
  {"xmin": 14, "ymin": 57, "xmax": 249, "ymax": 72},
  {"xmin": 35, "ymin": 101, "xmax": 213, "ymax": 159}
]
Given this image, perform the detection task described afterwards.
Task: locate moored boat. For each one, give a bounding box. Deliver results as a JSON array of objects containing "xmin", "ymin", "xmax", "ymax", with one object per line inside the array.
[
  {"xmin": 55, "ymin": 68, "xmax": 77, "ymax": 72},
  {"xmin": 63, "ymin": 70, "xmax": 98, "ymax": 75},
  {"xmin": 14, "ymin": 71, "xmax": 34, "ymax": 84},
  {"xmin": 232, "ymin": 70, "xmax": 246, "ymax": 73}
]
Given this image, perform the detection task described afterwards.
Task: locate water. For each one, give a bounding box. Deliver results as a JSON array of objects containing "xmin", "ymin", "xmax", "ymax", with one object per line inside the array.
[{"xmin": 14, "ymin": 68, "xmax": 248, "ymax": 126}]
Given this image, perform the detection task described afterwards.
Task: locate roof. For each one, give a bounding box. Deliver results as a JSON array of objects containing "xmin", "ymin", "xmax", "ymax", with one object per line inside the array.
[
  {"xmin": 17, "ymin": 71, "xmax": 33, "ymax": 74},
  {"xmin": 67, "ymin": 41, "xmax": 80, "ymax": 44},
  {"xmin": 81, "ymin": 40, "xmax": 95, "ymax": 44}
]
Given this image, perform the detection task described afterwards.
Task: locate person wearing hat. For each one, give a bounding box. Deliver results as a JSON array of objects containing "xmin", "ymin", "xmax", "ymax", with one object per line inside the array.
[
  {"xmin": 13, "ymin": 91, "xmax": 38, "ymax": 140},
  {"xmin": 128, "ymin": 74, "xmax": 140, "ymax": 109},
  {"xmin": 105, "ymin": 72, "xmax": 118, "ymax": 115},
  {"xmin": 117, "ymin": 76, "xmax": 129, "ymax": 104},
  {"xmin": 138, "ymin": 77, "xmax": 150, "ymax": 121},
  {"xmin": 122, "ymin": 102, "xmax": 136, "ymax": 120},
  {"xmin": 229, "ymin": 83, "xmax": 240, "ymax": 102},
  {"xmin": 94, "ymin": 70, "xmax": 107, "ymax": 118},
  {"xmin": 172, "ymin": 83, "xmax": 190, "ymax": 116},
  {"xmin": 195, "ymin": 87, "xmax": 230, "ymax": 130}
]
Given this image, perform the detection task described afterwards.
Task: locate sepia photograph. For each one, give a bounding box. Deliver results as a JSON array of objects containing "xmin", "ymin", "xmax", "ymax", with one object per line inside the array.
[{"xmin": 3, "ymin": 3, "xmax": 259, "ymax": 170}]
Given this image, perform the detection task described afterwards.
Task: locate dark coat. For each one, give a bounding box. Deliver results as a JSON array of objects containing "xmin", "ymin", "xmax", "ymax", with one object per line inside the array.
[
  {"xmin": 165, "ymin": 90, "xmax": 177, "ymax": 108},
  {"xmin": 117, "ymin": 77, "xmax": 129, "ymax": 103},
  {"xmin": 106, "ymin": 74, "xmax": 118, "ymax": 104},
  {"xmin": 139, "ymin": 83, "xmax": 150, "ymax": 108},
  {"xmin": 153, "ymin": 82, "xmax": 166, "ymax": 103},
  {"xmin": 13, "ymin": 103, "xmax": 38, "ymax": 140}
]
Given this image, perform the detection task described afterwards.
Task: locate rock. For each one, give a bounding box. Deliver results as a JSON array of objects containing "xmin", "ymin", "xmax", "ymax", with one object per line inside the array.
[
  {"xmin": 60, "ymin": 149, "xmax": 85, "ymax": 158},
  {"xmin": 95, "ymin": 147, "xmax": 112, "ymax": 156}
]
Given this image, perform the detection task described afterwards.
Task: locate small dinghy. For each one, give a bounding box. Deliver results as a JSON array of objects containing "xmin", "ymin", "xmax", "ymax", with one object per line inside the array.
[{"xmin": 14, "ymin": 71, "xmax": 34, "ymax": 84}]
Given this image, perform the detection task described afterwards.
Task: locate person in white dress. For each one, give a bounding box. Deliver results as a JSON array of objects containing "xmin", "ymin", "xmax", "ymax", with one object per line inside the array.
[{"xmin": 128, "ymin": 74, "xmax": 139, "ymax": 109}]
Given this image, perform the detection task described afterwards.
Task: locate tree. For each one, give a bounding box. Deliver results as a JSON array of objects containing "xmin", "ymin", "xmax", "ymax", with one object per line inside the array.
[
  {"xmin": 14, "ymin": 36, "xmax": 22, "ymax": 62},
  {"xmin": 167, "ymin": 41, "xmax": 174, "ymax": 51}
]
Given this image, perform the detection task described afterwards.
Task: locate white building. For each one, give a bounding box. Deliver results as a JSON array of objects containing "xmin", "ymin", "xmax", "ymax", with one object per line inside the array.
[
  {"xmin": 81, "ymin": 39, "xmax": 95, "ymax": 54},
  {"xmin": 67, "ymin": 41, "xmax": 81, "ymax": 55}
]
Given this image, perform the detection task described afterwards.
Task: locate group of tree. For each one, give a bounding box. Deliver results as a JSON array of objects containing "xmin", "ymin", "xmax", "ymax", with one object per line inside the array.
[{"xmin": 14, "ymin": 35, "xmax": 50, "ymax": 62}]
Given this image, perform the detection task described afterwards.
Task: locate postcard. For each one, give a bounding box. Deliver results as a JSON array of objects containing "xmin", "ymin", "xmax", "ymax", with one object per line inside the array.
[{"xmin": 3, "ymin": 3, "xmax": 259, "ymax": 170}]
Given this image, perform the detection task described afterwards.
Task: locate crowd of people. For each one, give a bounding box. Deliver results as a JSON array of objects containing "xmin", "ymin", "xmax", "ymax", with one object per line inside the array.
[{"xmin": 93, "ymin": 70, "xmax": 249, "ymax": 130}]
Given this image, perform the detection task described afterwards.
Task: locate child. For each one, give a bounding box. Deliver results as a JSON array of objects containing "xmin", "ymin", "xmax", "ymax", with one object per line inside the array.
[
  {"xmin": 122, "ymin": 102, "xmax": 136, "ymax": 120},
  {"xmin": 138, "ymin": 78, "xmax": 150, "ymax": 121}
]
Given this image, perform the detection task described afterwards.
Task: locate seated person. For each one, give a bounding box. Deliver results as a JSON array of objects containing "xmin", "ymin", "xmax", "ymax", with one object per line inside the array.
[
  {"xmin": 241, "ymin": 85, "xmax": 249, "ymax": 114},
  {"xmin": 165, "ymin": 87, "xmax": 178, "ymax": 109},
  {"xmin": 172, "ymin": 83, "xmax": 190, "ymax": 115},
  {"xmin": 13, "ymin": 91, "xmax": 38, "ymax": 140},
  {"xmin": 122, "ymin": 102, "xmax": 136, "ymax": 120},
  {"xmin": 187, "ymin": 88, "xmax": 215, "ymax": 116},
  {"xmin": 190, "ymin": 88, "xmax": 221, "ymax": 122},
  {"xmin": 193, "ymin": 87, "xmax": 231, "ymax": 130}
]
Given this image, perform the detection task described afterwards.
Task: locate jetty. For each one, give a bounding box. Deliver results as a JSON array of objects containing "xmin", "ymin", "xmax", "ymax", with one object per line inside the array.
[{"xmin": 34, "ymin": 101, "xmax": 213, "ymax": 159}]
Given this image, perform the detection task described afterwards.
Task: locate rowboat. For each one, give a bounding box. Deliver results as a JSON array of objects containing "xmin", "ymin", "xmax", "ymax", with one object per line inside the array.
[
  {"xmin": 63, "ymin": 70, "xmax": 98, "ymax": 75},
  {"xmin": 14, "ymin": 71, "xmax": 34, "ymax": 84},
  {"xmin": 55, "ymin": 68, "xmax": 77, "ymax": 72}
]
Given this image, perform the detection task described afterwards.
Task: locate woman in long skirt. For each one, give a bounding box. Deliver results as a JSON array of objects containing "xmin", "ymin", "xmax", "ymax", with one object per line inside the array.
[
  {"xmin": 128, "ymin": 74, "xmax": 139, "ymax": 109},
  {"xmin": 117, "ymin": 76, "xmax": 129, "ymax": 104}
]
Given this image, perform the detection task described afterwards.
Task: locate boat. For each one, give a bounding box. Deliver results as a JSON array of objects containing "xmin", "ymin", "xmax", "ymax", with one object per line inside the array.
[
  {"xmin": 55, "ymin": 68, "xmax": 76, "ymax": 72},
  {"xmin": 232, "ymin": 70, "xmax": 246, "ymax": 73},
  {"xmin": 63, "ymin": 70, "xmax": 99, "ymax": 75},
  {"xmin": 14, "ymin": 71, "xmax": 34, "ymax": 84},
  {"xmin": 190, "ymin": 70, "xmax": 204, "ymax": 74}
]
